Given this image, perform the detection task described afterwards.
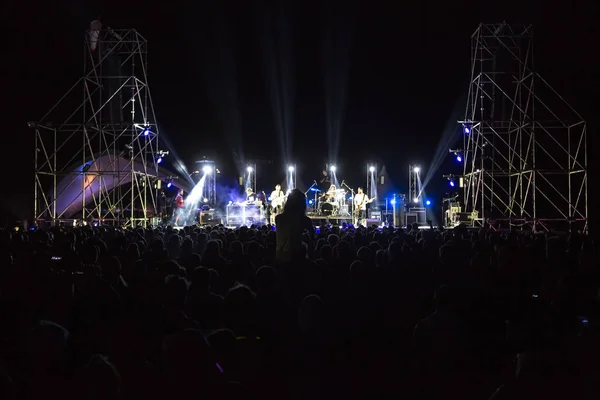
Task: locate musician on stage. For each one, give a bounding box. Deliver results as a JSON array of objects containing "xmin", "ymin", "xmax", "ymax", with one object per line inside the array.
[
  {"xmin": 319, "ymin": 170, "xmax": 331, "ymax": 191},
  {"xmin": 174, "ymin": 189, "xmax": 185, "ymax": 226},
  {"xmin": 327, "ymin": 184, "xmax": 337, "ymax": 198},
  {"xmin": 245, "ymin": 187, "xmax": 256, "ymax": 203},
  {"xmin": 353, "ymin": 187, "xmax": 370, "ymax": 226},
  {"xmin": 270, "ymin": 184, "xmax": 285, "ymax": 224}
]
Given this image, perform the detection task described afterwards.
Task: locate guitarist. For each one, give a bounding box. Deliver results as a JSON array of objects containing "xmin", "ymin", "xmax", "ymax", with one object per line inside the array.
[
  {"xmin": 353, "ymin": 187, "xmax": 373, "ymax": 226},
  {"xmin": 269, "ymin": 184, "xmax": 285, "ymax": 224}
]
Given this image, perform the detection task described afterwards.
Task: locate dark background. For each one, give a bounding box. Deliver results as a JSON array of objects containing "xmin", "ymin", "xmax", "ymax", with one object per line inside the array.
[{"xmin": 2, "ymin": 0, "xmax": 597, "ymax": 227}]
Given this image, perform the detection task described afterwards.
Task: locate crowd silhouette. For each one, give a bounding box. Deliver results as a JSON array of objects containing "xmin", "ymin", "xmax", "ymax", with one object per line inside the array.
[{"xmin": 0, "ymin": 201, "xmax": 598, "ymax": 399}]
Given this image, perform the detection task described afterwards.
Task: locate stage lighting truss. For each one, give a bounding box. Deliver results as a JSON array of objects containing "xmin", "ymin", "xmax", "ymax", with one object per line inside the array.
[
  {"xmin": 32, "ymin": 26, "xmax": 161, "ymax": 227},
  {"xmin": 287, "ymin": 164, "xmax": 296, "ymax": 190},
  {"xmin": 195, "ymin": 159, "xmax": 217, "ymax": 206},
  {"xmin": 366, "ymin": 164, "xmax": 378, "ymax": 201},
  {"xmin": 461, "ymin": 23, "xmax": 587, "ymax": 232},
  {"xmin": 246, "ymin": 163, "xmax": 257, "ymax": 194},
  {"xmin": 408, "ymin": 164, "xmax": 421, "ymax": 204}
]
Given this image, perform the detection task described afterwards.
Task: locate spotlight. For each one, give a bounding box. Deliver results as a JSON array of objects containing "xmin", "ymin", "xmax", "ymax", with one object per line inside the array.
[
  {"xmin": 167, "ymin": 182, "xmax": 172, "ymax": 188},
  {"xmin": 449, "ymin": 180, "xmax": 455, "ymax": 187},
  {"xmin": 463, "ymin": 126, "xmax": 471, "ymax": 134},
  {"xmin": 413, "ymin": 197, "xmax": 419, "ymax": 203},
  {"xmin": 246, "ymin": 166, "xmax": 253, "ymax": 173},
  {"xmin": 308, "ymin": 199, "xmax": 314, "ymax": 205},
  {"xmin": 157, "ymin": 157, "xmax": 162, "ymax": 164},
  {"xmin": 413, "ymin": 167, "xmax": 420, "ymax": 173},
  {"xmin": 203, "ymin": 198, "xmax": 208, "ymax": 203},
  {"xmin": 143, "ymin": 127, "xmax": 150, "ymax": 136},
  {"xmin": 425, "ymin": 200, "xmax": 431, "ymax": 206},
  {"xmin": 288, "ymin": 166, "xmax": 295, "ymax": 172},
  {"xmin": 390, "ymin": 198, "xmax": 396, "ymax": 205},
  {"xmin": 369, "ymin": 166, "xmax": 375, "ymax": 173},
  {"xmin": 330, "ymin": 165, "xmax": 336, "ymax": 172},
  {"xmin": 203, "ymin": 165, "xmax": 213, "ymax": 174},
  {"xmin": 456, "ymin": 155, "xmax": 462, "ymax": 162}
]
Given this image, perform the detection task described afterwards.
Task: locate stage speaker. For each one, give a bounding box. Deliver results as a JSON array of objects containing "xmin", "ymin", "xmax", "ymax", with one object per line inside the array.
[
  {"xmin": 405, "ymin": 212, "xmax": 418, "ymax": 226},
  {"xmin": 369, "ymin": 211, "xmax": 381, "ymax": 220},
  {"xmin": 392, "ymin": 199, "xmax": 405, "ymax": 227}
]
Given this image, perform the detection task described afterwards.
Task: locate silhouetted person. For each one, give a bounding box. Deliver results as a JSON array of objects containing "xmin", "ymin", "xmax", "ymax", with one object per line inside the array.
[{"xmin": 275, "ymin": 189, "xmax": 313, "ymax": 263}]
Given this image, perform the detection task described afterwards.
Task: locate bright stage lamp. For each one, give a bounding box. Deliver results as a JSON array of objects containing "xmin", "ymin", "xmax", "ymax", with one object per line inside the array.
[
  {"xmin": 288, "ymin": 166, "xmax": 295, "ymax": 172},
  {"xmin": 203, "ymin": 165, "xmax": 213, "ymax": 174},
  {"xmin": 369, "ymin": 166, "xmax": 375, "ymax": 172},
  {"xmin": 330, "ymin": 165, "xmax": 336, "ymax": 172},
  {"xmin": 413, "ymin": 167, "xmax": 420, "ymax": 173},
  {"xmin": 246, "ymin": 166, "xmax": 253, "ymax": 173},
  {"xmin": 425, "ymin": 200, "xmax": 431, "ymax": 206},
  {"xmin": 456, "ymin": 155, "xmax": 462, "ymax": 162},
  {"xmin": 413, "ymin": 197, "xmax": 419, "ymax": 203}
]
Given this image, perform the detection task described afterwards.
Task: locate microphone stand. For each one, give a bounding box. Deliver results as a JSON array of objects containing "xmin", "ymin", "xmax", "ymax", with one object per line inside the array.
[
  {"xmin": 305, "ymin": 181, "xmax": 321, "ymax": 213},
  {"xmin": 340, "ymin": 181, "xmax": 355, "ymax": 223},
  {"xmin": 304, "ymin": 181, "xmax": 317, "ymax": 196}
]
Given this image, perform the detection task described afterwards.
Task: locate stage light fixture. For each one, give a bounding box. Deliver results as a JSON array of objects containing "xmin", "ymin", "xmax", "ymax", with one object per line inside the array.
[
  {"xmin": 449, "ymin": 180, "xmax": 455, "ymax": 187},
  {"xmin": 369, "ymin": 166, "xmax": 375, "ymax": 172},
  {"xmin": 203, "ymin": 165, "xmax": 213, "ymax": 174},
  {"xmin": 463, "ymin": 126, "xmax": 471, "ymax": 134},
  {"xmin": 390, "ymin": 198, "xmax": 396, "ymax": 205},
  {"xmin": 157, "ymin": 157, "xmax": 162, "ymax": 164},
  {"xmin": 203, "ymin": 198, "xmax": 208, "ymax": 203},
  {"xmin": 143, "ymin": 127, "xmax": 150, "ymax": 136},
  {"xmin": 167, "ymin": 181, "xmax": 172, "ymax": 188},
  {"xmin": 413, "ymin": 167, "xmax": 420, "ymax": 173},
  {"xmin": 246, "ymin": 166, "xmax": 253, "ymax": 173},
  {"xmin": 456, "ymin": 155, "xmax": 462, "ymax": 162},
  {"xmin": 288, "ymin": 166, "xmax": 295, "ymax": 172},
  {"xmin": 425, "ymin": 200, "xmax": 431, "ymax": 206},
  {"xmin": 330, "ymin": 165, "xmax": 337, "ymax": 172},
  {"xmin": 413, "ymin": 197, "xmax": 419, "ymax": 203}
]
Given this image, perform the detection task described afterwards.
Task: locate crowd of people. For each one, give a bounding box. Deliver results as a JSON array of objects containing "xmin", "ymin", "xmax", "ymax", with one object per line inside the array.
[{"xmin": 0, "ymin": 189, "xmax": 598, "ymax": 399}]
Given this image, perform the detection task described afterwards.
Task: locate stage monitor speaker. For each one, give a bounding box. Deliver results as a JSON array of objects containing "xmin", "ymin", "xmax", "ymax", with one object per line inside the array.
[
  {"xmin": 365, "ymin": 218, "xmax": 380, "ymax": 226},
  {"xmin": 405, "ymin": 212, "xmax": 418, "ymax": 226},
  {"xmin": 369, "ymin": 211, "xmax": 381, "ymax": 220},
  {"xmin": 392, "ymin": 201, "xmax": 405, "ymax": 227}
]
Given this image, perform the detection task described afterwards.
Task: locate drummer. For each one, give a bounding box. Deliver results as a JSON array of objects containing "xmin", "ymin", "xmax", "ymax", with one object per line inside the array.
[{"xmin": 327, "ymin": 185, "xmax": 337, "ymax": 200}]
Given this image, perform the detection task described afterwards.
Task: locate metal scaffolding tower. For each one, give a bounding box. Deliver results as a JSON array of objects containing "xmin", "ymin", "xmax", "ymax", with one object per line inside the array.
[
  {"xmin": 195, "ymin": 159, "xmax": 217, "ymax": 206},
  {"xmin": 461, "ymin": 23, "xmax": 587, "ymax": 232},
  {"xmin": 408, "ymin": 165, "xmax": 421, "ymax": 205},
  {"xmin": 32, "ymin": 25, "xmax": 161, "ymax": 227},
  {"xmin": 245, "ymin": 163, "xmax": 257, "ymax": 194}
]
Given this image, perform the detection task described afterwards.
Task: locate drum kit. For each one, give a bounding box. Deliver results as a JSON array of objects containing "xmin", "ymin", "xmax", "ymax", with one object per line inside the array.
[{"xmin": 317, "ymin": 189, "xmax": 350, "ymax": 217}]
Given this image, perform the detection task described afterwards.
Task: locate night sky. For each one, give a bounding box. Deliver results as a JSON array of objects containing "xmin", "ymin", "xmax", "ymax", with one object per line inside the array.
[{"xmin": 2, "ymin": 0, "xmax": 598, "ymax": 223}]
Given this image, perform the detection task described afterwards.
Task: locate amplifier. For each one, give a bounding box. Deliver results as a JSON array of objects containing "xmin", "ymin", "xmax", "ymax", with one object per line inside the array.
[
  {"xmin": 369, "ymin": 211, "xmax": 381, "ymax": 220},
  {"xmin": 405, "ymin": 212, "xmax": 418, "ymax": 226},
  {"xmin": 365, "ymin": 218, "xmax": 380, "ymax": 226}
]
